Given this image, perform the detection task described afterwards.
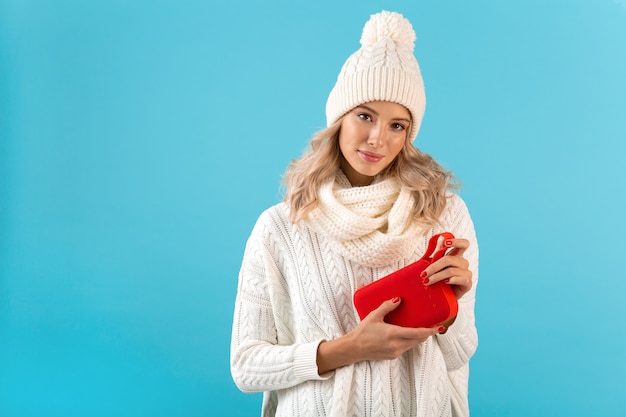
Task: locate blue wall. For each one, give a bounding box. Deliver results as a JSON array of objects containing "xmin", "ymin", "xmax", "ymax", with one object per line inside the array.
[{"xmin": 1, "ymin": 1, "xmax": 625, "ymax": 416}]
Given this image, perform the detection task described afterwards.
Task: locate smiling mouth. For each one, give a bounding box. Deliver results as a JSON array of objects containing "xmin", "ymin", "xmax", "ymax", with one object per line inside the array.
[{"xmin": 358, "ymin": 150, "xmax": 384, "ymax": 163}]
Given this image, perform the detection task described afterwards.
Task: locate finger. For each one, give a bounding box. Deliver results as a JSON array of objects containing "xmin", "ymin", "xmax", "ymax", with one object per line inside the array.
[
  {"xmin": 392, "ymin": 324, "xmax": 440, "ymax": 340},
  {"xmin": 433, "ymin": 270, "xmax": 473, "ymax": 299},
  {"xmin": 421, "ymin": 257, "xmax": 469, "ymax": 283},
  {"xmin": 439, "ymin": 315, "xmax": 457, "ymax": 329},
  {"xmin": 445, "ymin": 238, "xmax": 470, "ymax": 257},
  {"xmin": 433, "ymin": 266, "xmax": 469, "ymax": 280},
  {"xmin": 426, "ymin": 265, "xmax": 471, "ymax": 285},
  {"xmin": 368, "ymin": 297, "xmax": 402, "ymax": 321},
  {"xmin": 423, "ymin": 265, "xmax": 473, "ymax": 300}
]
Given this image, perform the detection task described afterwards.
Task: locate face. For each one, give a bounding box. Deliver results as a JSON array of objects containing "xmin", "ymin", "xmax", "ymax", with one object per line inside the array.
[{"xmin": 338, "ymin": 101, "xmax": 411, "ymax": 186}]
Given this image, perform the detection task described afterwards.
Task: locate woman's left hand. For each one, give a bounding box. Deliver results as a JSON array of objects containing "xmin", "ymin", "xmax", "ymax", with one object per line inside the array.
[{"xmin": 421, "ymin": 237, "xmax": 472, "ymax": 300}]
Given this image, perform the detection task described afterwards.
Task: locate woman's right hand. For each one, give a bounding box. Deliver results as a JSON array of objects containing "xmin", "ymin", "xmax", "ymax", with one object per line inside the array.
[
  {"xmin": 316, "ymin": 298, "xmax": 439, "ymax": 374},
  {"xmin": 349, "ymin": 297, "xmax": 440, "ymax": 360}
]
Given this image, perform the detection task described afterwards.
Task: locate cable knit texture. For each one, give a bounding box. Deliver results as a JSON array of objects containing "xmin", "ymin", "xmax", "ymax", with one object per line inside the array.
[{"xmin": 231, "ymin": 186, "xmax": 479, "ymax": 417}]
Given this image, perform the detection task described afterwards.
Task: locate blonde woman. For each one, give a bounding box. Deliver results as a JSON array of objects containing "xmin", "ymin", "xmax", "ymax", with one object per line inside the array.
[{"xmin": 231, "ymin": 10, "xmax": 478, "ymax": 417}]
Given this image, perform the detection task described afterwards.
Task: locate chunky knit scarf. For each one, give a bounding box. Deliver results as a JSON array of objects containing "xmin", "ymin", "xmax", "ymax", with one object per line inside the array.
[{"xmin": 306, "ymin": 172, "xmax": 424, "ymax": 268}]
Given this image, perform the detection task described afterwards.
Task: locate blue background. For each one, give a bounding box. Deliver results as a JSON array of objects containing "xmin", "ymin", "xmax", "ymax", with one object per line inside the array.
[{"xmin": 1, "ymin": 0, "xmax": 625, "ymax": 416}]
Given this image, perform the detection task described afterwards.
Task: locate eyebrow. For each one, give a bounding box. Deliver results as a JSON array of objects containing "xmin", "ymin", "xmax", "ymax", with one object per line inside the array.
[{"xmin": 356, "ymin": 105, "xmax": 411, "ymax": 124}]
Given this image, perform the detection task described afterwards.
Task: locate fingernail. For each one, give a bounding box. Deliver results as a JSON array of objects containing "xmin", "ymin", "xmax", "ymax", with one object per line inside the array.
[
  {"xmin": 444, "ymin": 278, "xmax": 450, "ymax": 283},
  {"xmin": 422, "ymin": 278, "xmax": 430, "ymax": 284},
  {"xmin": 438, "ymin": 326, "xmax": 447, "ymax": 333},
  {"xmin": 391, "ymin": 296, "xmax": 400, "ymax": 303},
  {"xmin": 445, "ymin": 240, "xmax": 453, "ymax": 246},
  {"xmin": 420, "ymin": 271, "xmax": 428, "ymax": 279}
]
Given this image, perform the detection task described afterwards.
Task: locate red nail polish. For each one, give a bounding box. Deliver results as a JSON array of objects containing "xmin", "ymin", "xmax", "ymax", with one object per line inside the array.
[
  {"xmin": 438, "ymin": 326, "xmax": 446, "ymax": 333},
  {"xmin": 444, "ymin": 278, "xmax": 450, "ymax": 283},
  {"xmin": 422, "ymin": 278, "xmax": 430, "ymax": 284},
  {"xmin": 392, "ymin": 296, "xmax": 400, "ymax": 303},
  {"xmin": 445, "ymin": 240, "xmax": 453, "ymax": 246},
  {"xmin": 420, "ymin": 271, "xmax": 427, "ymax": 278}
]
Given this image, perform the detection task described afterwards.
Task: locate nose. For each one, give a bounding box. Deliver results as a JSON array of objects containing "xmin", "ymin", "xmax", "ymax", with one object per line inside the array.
[{"xmin": 367, "ymin": 124, "xmax": 385, "ymax": 147}]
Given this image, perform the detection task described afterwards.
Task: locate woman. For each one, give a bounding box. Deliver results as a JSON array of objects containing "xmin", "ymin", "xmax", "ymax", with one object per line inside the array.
[{"xmin": 231, "ymin": 10, "xmax": 478, "ymax": 417}]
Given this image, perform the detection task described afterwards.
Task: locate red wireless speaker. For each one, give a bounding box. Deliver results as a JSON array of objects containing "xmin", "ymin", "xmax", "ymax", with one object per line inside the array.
[{"xmin": 353, "ymin": 232, "xmax": 459, "ymax": 328}]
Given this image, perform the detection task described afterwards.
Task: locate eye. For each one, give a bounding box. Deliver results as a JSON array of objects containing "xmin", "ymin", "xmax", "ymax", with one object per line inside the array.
[
  {"xmin": 357, "ymin": 113, "xmax": 372, "ymax": 122},
  {"xmin": 391, "ymin": 123, "xmax": 406, "ymax": 131}
]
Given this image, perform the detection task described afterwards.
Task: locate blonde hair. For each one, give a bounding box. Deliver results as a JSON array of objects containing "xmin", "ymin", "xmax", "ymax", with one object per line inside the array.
[{"xmin": 282, "ymin": 118, "xmax": 458, "ymax": 225}]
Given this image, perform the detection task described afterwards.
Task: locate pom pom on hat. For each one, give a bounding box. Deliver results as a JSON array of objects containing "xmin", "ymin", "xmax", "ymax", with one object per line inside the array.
[
  {"xmin": 360, "ymin": 10, "xmax": 416, "ymax": 49},
  {"xmin": 326, "ymin": 10, "xmax": 426, "ymax": 142}
]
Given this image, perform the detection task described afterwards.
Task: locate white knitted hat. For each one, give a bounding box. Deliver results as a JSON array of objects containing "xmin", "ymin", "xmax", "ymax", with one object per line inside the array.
[{"xmin": 325, "ymin": 11, "xmax": 426, "ymax": 142}]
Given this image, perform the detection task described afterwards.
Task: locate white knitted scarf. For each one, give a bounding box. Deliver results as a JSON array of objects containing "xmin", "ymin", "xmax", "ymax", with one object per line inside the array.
[{"xmin": 306, "ymin": 172, "xmax": 424, "ymax": 268}]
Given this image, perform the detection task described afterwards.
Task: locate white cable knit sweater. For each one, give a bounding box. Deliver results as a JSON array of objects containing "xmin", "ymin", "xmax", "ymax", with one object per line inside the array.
[{"xmin": 231, "ymin": 191, "xmax": 479, "ymax": 417}]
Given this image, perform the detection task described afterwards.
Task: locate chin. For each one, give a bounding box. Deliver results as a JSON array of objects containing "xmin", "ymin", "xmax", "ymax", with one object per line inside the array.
[{"xmin": 358, "ymin": 164, "xmax": 387, "ymax": 177}]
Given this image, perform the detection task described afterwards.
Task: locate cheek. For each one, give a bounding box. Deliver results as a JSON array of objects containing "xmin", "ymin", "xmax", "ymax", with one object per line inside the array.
[
  {"xmin": 388, "ymin": 137, "xmax": 407, "ymax": 157},
  {"xmin": 337, "ymin": 133, "xmax": 354, "ymax": 161},
  {"xmin": 339, "ymin": 123, "xmax": 364, "ymax": 148},
  {"xmin": 337, "ymin": 131, "xmax": 349, "ymax": 152}
]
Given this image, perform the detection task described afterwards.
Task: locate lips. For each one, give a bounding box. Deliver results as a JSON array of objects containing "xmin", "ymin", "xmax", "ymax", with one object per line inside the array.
[{"xmin": 358, "ymin": 150, "xmax": 384, "ymax": 163}]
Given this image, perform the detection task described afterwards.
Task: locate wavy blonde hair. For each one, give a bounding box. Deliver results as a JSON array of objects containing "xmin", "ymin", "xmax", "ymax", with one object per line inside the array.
[{"xmin": 282, "ymin": 117, "xmax": 458, "ymax": 225}]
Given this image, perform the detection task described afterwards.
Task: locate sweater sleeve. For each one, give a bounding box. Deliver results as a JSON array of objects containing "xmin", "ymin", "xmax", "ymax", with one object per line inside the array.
[
  {"xmin": 230, "ymin": 211, "xmax": 331, "ymax": 393},
  {"xmin": 434, "ymin": 194, "xmax": 479, "ymax": 371}
]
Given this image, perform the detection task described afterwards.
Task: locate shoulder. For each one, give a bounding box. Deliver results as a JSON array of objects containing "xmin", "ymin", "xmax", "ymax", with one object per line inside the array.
[
  {"xmin": 446, "ymin": 192, "xmax": 470, "ymax": 215},
  {"xmin": 438, "ymin": 193, "xmax": 475, "ymax": 235},
  {"xmin": 253, "ymin": 202, "xmax": 291, "ymax": 231},
  {"xmin": 244, "ymin": 202, "xmax": 316, "ymax": 270},
  {"xmin": 248, "ymin": 202, "xmax": 297, "ymax": 248}
]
